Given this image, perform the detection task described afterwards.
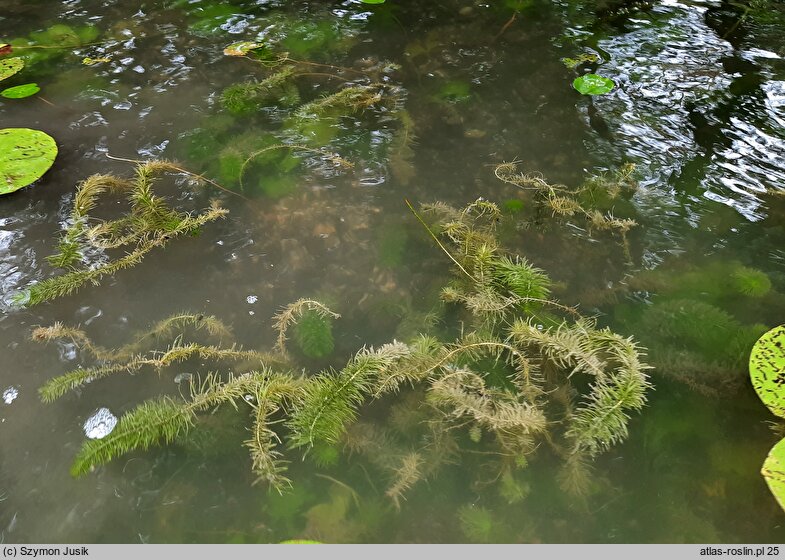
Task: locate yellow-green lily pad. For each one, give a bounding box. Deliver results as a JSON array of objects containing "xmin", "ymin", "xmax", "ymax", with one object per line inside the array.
[
  {"xmin": 0, "ymin": 128, "xmax": 58, "ymax": 195},
  {"xmin": 0, "ymin": 57, "xmax": 24, "ymax": 82},
  {"xmin": 750, "ymin": 325, "xmax": 785, "ymax": 419},
  {"xmin": 762, "ymin": 438, "xmax": 785, "ymax": 512}
]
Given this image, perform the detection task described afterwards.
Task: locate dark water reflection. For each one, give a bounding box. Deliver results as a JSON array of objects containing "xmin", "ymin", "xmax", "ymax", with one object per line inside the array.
[{"xmin": 1, "ymin": 0, "xmax": 784, "ymax": 543}]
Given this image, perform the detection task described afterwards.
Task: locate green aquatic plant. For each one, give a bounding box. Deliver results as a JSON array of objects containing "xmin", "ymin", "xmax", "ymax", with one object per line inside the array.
[
  {"xmin": 572, "ymin": 74, "xmax": 615, "ymax": 95},
  {"xmin": 0, "ymin": 57, "xmax": 24, "ymax": 81},
  {"xmin": 0, "ymin": 128, "xmax": 58, "ymax": 195},
  {"xmin": 434, "ymin": 81, "xmax": 472, "ymax": 104},
  {"xmin": 293, "ymin": 309, "xmax": 336, "ymax": 359},
  {"xmin": 618, "ymin": 257, "xmax": 777, "ymax": 394},
  {"xmin": 731, "ymin": 265, "xmax": 772, "ymax": 297},
  {"xmin": 7, "ymin": 23, "xmax": 99, "ymax": 69},
  {"xmin": 562, "ymin": 53, "xmax": 600, "ymax": 69},
  {"xmin": 387, "ymin": 109, "xmax": 417, "ymax": 186},
  {"xmin": 375, "ymin": 221, "xmax": 409, "ymax": 268},
  {"xmin": 1, "ymin": 83, "xmax": 39, "ymax": 98},
  {"xmin": 639, "ymin": 299, "xmax": 738, "ymax": 356},
  {"xmin": 272, "ymin": 299, "xmax": 341, "ymax": 357},
  {"xmin": 457, "ymin": 505, "xmax": 512, "ymax": 543},
  {"xmin": 293, "ymin": 84, "xmax": 385, "ymax": 121},
  {"xmin": 16, "ymin": 161, "xmax": 227, "ymax": 305},
  {"xmin": 493, "ymin": 161, "xmax": 637, "ymax": 255},
  {"xmin": 0, "ymin": 54, "xmax": 36, "ymax": 99},
  {"xmin": 749, "ymin": 325, "xmax": 785, "ymax": 511},
  {"xmin": 629, "ymin": 259, "xmax": 774, "ymax": 302},
  {"xmin": 36, "ymin": 199, "xmax": 650, "ymax": 506},
  {"xmin": 32, "ymin": 313, "xmax": 273, "ymax": 402},
  {"xmin": 277, "ymin": 20, "xmax": 351, "ymax": 60},
  {"xmin": 282, "ymin": 199, "xmax": 650, "ymax": 496},
  {"xmin": 220, "ymin": 67, "xmax": 300, "ymax": 115}
]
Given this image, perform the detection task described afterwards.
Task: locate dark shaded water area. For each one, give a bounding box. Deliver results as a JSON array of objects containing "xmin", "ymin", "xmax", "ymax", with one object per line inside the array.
[{"xmin": 1, "ymin": 0, "xmax": 785, "ymax": 543}]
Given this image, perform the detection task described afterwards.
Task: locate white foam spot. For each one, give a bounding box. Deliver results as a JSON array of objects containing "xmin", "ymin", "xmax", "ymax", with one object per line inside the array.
[{"xmin": 83, "ymin": 408, "xmax": 118, "ymax": 439}]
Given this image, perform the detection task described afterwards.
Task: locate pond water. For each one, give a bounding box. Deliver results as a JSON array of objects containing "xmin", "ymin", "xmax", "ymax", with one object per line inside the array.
[{"xmin": 1, "ymin": 0, "xmax": 785, "ymax": 543}]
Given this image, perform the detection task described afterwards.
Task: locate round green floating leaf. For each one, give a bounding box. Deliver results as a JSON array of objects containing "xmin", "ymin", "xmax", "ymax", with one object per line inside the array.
[
  {"xmin": 0, "ymin": 57, "xmax": 24, "ymax": 82},
  {"xmin": 0, "ymin": 128, "xmax": 58, "ymax": 195},
  {"xmin": 1, "ymin": 83, "xmax": 40, "ymax": 99},
  {"xmin": 572, "ymin": 74, "xmax": 615, "ymax": 95},
  {"xmin": 762, "ymin": 438, "xmax": 785, "ymax": 512},
  {"xmin": 750, "ymin": 325, "xmax": 785, "ymax": 419}
]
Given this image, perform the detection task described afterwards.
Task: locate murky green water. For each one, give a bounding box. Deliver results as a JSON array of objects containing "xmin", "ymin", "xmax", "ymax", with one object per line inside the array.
[{"xmin": 1, "ymin": 0, "xmax": 785, "ymax": 543}]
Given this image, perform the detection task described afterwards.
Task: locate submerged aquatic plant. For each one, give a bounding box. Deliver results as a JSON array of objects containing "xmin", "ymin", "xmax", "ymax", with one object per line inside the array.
[
  {"xmin": 183, "ymin": 39, "xmax": 409, "ymax": 199},
  {"xmin": 617, "ymin": 258, "xmax": 778, "ymax": 395},
  {"xmin": 493, "ymin": 161, "xmax": 637, "ymax": 257},
  {"xmin": 16, "ymin": 161, "xmax": 227, "ymax": 306},
  {"xmin": 36, "ymin": 199, "xmax": 651, "ymax": 505}
]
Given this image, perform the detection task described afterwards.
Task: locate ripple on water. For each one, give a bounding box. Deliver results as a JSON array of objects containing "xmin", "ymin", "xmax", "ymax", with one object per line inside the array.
[{"xmin": 586, "ymin": 4, "xmax": 785, "ymax": 224}]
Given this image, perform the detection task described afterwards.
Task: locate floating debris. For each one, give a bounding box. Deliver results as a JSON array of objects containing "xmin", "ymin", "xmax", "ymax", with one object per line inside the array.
[{"xmin": 174, "ymin": 372, "xmax": 194, "ymax": 384}]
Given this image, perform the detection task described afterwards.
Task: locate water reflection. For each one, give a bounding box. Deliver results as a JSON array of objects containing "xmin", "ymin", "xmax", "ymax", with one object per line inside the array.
[{"xmin": 584, "ymin": 0, "xmax": 785, "ymax": 226}]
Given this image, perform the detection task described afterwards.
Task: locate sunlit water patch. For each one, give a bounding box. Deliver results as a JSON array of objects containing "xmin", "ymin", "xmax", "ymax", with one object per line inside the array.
[{"xmin": 583, "ymin": 1, "xmax": 785, "ymax": 229}]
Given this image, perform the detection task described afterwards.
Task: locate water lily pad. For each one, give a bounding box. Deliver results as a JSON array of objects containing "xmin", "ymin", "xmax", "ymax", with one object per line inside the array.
[
  {"xmin": 573, "ymin": 73, "xmax": 615, "ymax": 95},
  {"xmin": 223, "ymin": 41, "xmax": 262, "ymax": 56},
  {"xmin": 0, "ymin": 57, "xmax": 24, "ymax": 82},
  {"xmin": 762, "ymin": 438, "xmax": 785, "ymax": 512},
  {"xmin": 0, "ymin": 128, "xmax": 58, "ymax": 195},
  {"xmin": 1, "ymin": 82, "xmax": 40, "ymax": 98},
  {"xmin": 750, "ymin": 325, "xmax": 785, "ymax": 418}
]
